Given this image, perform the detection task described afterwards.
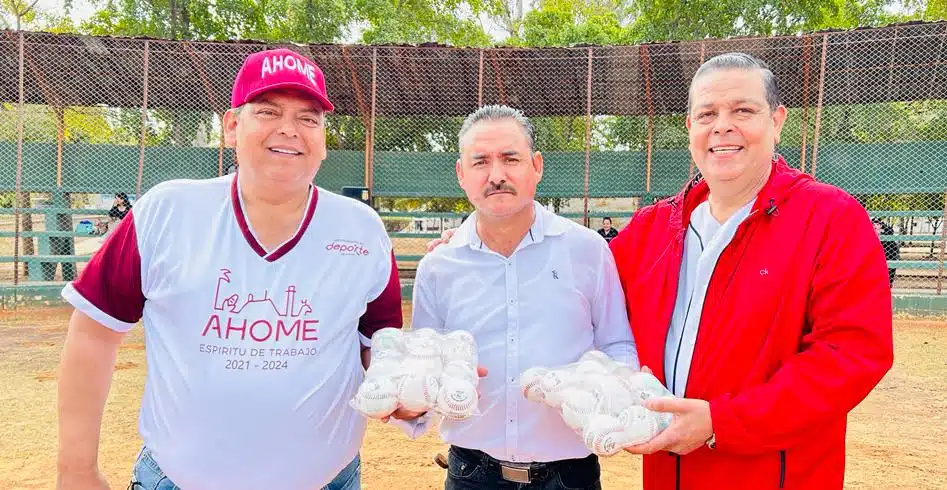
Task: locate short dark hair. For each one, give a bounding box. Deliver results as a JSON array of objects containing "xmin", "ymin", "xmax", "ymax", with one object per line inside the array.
[
  {"xmin": 458, "ymin": 104, "xmax": 535, "ymax": 152},
  {"xmin": 602, "ymin": 216, "xmax": 612, "ymax": 223},
  {"xmin": 688, "ymin": 52, "xmax": 781, "ymax": 113}
]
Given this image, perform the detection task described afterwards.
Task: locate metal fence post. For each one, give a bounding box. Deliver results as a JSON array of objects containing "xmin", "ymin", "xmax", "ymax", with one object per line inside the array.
[
  {"xmin": 810, "ymin": 34, "xmax": 828, "ymax": 178},
  {"xmin": 641, "ymin": 45, "xmax": 655, "ymax": 196},
  {"xmin": 583, "ymin": 47, "xmax": 593, "ymax": 228},
  {"xmin": 366, "ymin": 47, "xmax": 377, "ymax": 194},
  {"xmin": 937, "ymin": 190, "xmax": 947, "ymax": 295},
  {"xmin": 13, "ymin": 30, "xmax": 25, "ymax": 293},
  {"xmin": 135, "ymin": 40, "xmax": 150, "ymax": 198}
]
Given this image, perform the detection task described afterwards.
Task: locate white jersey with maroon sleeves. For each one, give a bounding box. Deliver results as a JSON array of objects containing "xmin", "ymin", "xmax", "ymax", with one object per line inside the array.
[{"xmin": 61, "ymin": 173, "xmax": 402, "ymax": 490}]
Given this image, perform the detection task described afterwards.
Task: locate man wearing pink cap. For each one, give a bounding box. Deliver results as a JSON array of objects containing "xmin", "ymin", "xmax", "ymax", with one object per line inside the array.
[{"xmin": 55, "ymin": 48, "xmax": 404, "ymax": 490}]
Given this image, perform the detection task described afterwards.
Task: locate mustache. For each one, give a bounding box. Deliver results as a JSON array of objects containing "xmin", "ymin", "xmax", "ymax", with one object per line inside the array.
[{"xmin": 483, "ymin": 182, "xmax": 517, "ymax": 197}]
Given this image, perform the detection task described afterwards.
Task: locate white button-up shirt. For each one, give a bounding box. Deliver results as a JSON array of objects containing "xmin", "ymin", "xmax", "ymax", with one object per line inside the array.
[
  {"xmin": 401, "ymin": 201, "xmax": 638, "ymax": 463},
  {"xmin": 665, "ymin": 199, "xmax": 754, "ymax": 397}
]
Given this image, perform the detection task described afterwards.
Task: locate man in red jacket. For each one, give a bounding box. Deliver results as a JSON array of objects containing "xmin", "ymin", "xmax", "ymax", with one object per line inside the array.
[{"xmin": 611, "ymin": 52, "xmax": 894, "ymax": 489}]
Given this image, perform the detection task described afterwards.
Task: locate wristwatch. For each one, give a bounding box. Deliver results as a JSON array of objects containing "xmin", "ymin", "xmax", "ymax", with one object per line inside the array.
[{"xmin": 706, "ymin": 433, "xmax": 716, "ymax": 450}]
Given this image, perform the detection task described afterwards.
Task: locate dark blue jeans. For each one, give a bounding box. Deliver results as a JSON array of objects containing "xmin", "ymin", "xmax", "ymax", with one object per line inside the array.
[
  {"xmin": 128, "ymin": 446, "xmax": 361, "ymax": 490},
  {"xmin": 444, "ymin": 446, "xmax": 601, "ymax": 490}
]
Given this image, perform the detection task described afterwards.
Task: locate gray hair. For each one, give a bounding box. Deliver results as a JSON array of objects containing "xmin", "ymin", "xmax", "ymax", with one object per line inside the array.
[
  {"xmin": 687, "ymin": 52, "xmax": 782, "ymax": 113},
  {"xmin": 458, "ymin": 104, "xmax": 535, "ymax": 152}
]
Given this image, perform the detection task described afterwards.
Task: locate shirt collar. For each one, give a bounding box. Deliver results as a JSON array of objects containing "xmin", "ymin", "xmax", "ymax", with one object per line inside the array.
[{"xmin": 451, "ymin": 201, "xmax": 568, "ymax": 251}]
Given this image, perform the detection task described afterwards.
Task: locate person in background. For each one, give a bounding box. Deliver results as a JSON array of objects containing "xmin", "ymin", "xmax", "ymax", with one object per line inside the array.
[
  {"xmin": 596, "ymin": 216, "xmax": 618, "ymax": 243},
  {"xmin": 873, "ymin": 218, "xmax": 900, "ymax": 287}
]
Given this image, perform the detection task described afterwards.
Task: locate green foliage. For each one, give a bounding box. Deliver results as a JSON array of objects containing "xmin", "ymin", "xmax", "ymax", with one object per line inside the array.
[
  {"xmin": 355, "ymin": 0, "xmax": 493, "ymax": 46},
  {"xmin": 15, "ymin": 0, "xmax": 943, "ymax": 217}
]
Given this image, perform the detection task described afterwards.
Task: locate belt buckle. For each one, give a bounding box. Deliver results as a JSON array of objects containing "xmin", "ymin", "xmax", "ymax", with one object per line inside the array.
[{"xmin": 500, "ymin": 464, "xmax": 530, "ymax": 484}]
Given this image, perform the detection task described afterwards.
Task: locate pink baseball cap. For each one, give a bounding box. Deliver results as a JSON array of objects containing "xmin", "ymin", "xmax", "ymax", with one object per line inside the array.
[{"xmin": 230, "ymin": 48, "xmax": 335, "ymax": 112}]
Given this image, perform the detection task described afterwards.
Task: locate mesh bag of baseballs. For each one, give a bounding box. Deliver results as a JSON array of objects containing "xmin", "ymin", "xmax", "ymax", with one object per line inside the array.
[
  {"xmin": 350, "ymin": 327, "xmax": 481, "ymax": 421},
  {"xmin": 518, "ymin": 350, "xmax": 674, "ymax": 456}
]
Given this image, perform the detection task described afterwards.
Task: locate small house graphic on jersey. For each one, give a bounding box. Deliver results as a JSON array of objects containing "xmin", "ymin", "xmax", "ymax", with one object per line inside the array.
[{"xmin": 213, "ymin": 268, "xmax": 313, "ymax": 317}]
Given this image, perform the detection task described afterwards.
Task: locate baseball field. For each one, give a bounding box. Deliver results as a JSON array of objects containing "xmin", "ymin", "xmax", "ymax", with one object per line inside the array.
[{"xmin": 1, "ymin": 303, "xmax": 945, "ymax": 489}]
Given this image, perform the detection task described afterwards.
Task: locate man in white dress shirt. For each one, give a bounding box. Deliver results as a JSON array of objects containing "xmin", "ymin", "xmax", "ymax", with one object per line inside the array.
[{"xmin": 404, "ymin": 105, "xmax": 639, "ymax": 489}]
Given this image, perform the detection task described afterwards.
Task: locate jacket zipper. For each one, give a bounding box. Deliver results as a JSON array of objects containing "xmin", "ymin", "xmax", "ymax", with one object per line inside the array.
[
  {"xmin": 779, "ymin": 450, "xmax": 786, "ymax": 488},
  {"xmin": 669, "ymin": 208, "xmax": 758, "ymax": 397},
  {"xmin": 675, "ymin": 454, "xmax": 681, "ymax": 490},
  {"xmin": 670, "ymin": 285, "xmax": 695, "ymax": 396}
]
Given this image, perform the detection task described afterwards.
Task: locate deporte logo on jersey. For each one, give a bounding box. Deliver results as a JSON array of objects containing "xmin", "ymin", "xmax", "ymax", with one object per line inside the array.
[{"xmin": 325, "ymin": 239, "xmax": 370, "ymax": 256}]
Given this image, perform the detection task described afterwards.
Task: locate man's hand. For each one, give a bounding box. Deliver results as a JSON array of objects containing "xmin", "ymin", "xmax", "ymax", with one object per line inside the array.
[
  {"xmin": 382, "ymin": 407, "xmax": 426, "ymax": 423},
  {"xmin": 624, "ymin": 397, "xmax": 713, "ymax": 456},
  {"xmin": 425, "ymin": 228, "xmax": 457, "ymax": 252},
  {"xmin": 56, "ymin": 468, "xmax": 110, "ymax": 490}
]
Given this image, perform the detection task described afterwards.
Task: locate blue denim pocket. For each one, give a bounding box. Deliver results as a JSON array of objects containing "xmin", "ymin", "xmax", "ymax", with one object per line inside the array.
[
  {"xmin": 323, "ymin": 455, "xmax": 361, "ymax": 490},
  {"xmin": 128, "ymin": 447, "xmax": 180, "ymax": 490}
]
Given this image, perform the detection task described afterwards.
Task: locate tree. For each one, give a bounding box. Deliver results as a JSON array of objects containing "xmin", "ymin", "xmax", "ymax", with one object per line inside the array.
[
  {"xmin": 353, "ymin": 0, "xmax": 493, "ymax": 46},
  {"xmin": 1, "ymin": 0, "xmax": 39, "ymax": 30},
  {"xmin": 926, "ymin": 0, "xmax": 947, "ymax": 19}
]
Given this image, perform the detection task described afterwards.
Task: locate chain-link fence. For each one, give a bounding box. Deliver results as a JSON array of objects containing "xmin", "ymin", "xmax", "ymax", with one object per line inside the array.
[{"xmin": 1, "ymin": 22, "xmax": 945, "ymax": 313}]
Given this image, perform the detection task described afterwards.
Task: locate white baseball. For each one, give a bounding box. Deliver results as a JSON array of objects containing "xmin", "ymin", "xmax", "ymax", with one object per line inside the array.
[
  {"xmin": 443, "ymin": 360, "xmax": 479, "ymax": 386},
  {"xmin": 371, "ymin": 328, "xmax": 405, "ymax": 354},
  {"xmin": 655, "ymin": 411, "xmax": 673, "ymax": 432},
  {"xmin": 540, "ymin": 370, "xmax": 580, "ymax": 408},
  {"xmin": 559, "ymin": 389, "xmax": 598, "ymax": 431},
  {"xmin": 370, "ymin": 347, "xmax": 404, "ymax": 363},
  {"xmin": 445, "ymin": 330, "xmax": 476, "ymax": 348},
  {"xmin": 366, "ymin": 358, "xmax": 402, "ymax": 380},
  {"xmin": 576, "ymin": 360, "xmax": 609, "ymax": 377},
  {"xmin": 579, "ymin": 350, "xmax": 613, "ymax": 367},
  {"xmin": 411, "ymin": 327, "xmax": 441, "ymax": 339},
  {"xmin": 436, "ymin": 379, "xmax": 478, "ymax": 420},
  {"xmin": 520, "ymin": 367, "xmax": 549, "ymax": 403},
  {"xmin": 402, "ymin": 355, "xmax": 444, "ymax": 376},
  {"xmin": 353, "ymin": 377, "xmax": 399, "ymax": 419},
  {"xmin": 625, "ymin": 372, "xmax": 673, "ymax": 405},
  {"xmin": 591, "ymin": 376, "xmax": 635, "ymax": 415},
  {"xmin": 399, "ymin": 373, "xmax": 440, "ymax": 412},
  {"xmin": 582, "ymin": 414, "xmax": 626, "ymax": 456},
  {"xmin": 406, "ymin": 335, "xmax": 442, "ymax": 359},
  {"xmin": 616, "ymin": 405, "xmax": 659, "ymax": 446},
  {"xmin": 441, "ymin": 337, "xmax": 478, "ymax": 366},
  {"xmin": 612, "ymin": 365, "xmax": 638, "ymax": 389}
]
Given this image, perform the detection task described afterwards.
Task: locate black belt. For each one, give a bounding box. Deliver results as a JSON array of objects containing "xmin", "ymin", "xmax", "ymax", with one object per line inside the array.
[{"xmin": 450, "ymin": 446, "xmax": 597, "ymax": 484}]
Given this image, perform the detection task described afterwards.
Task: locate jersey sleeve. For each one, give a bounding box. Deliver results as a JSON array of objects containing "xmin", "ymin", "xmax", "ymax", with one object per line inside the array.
[
  {"xmin": 358, "ymin": 250, "xmax": 403, "ymax": 346},
  {"xmin": 61, "ymin": 209, "xmax": 146, "ymax": 332}
]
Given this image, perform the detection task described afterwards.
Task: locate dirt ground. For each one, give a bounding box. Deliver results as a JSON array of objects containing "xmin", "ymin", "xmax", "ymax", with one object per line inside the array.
[{"xmin": 1, "ymin": 303, "xmax": 945, "ymax": 490}]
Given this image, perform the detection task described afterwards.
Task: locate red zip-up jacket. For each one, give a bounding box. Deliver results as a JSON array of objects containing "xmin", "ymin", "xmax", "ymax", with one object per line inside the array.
[{"xmin": 610, "ymin": 157, "xmax": 894, "ymax": 490}]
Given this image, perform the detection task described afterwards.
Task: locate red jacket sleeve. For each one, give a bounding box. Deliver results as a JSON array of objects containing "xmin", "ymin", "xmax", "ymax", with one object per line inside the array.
[{"xmin": 709, "ymin": 197, "xmax": 894, "ymax": 454}]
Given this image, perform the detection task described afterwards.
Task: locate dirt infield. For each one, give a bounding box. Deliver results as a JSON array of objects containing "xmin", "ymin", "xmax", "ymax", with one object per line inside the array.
[{"xmin": 1, "ymin": 304, "xmax": 945, "ymax": 489}]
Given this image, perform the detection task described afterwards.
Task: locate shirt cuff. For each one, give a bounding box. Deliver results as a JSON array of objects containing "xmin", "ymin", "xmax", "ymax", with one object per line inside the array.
[
  {"xmin": 61, "ymin": 283, "xmax": 138, "ymax": 333},
  {"xmin": 598, "ymin": 343, "xmax": 640, "ymax": 370},
  {"xmin": 388, "ymin": 411, "xmax": 436, "ymax": 440}
]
